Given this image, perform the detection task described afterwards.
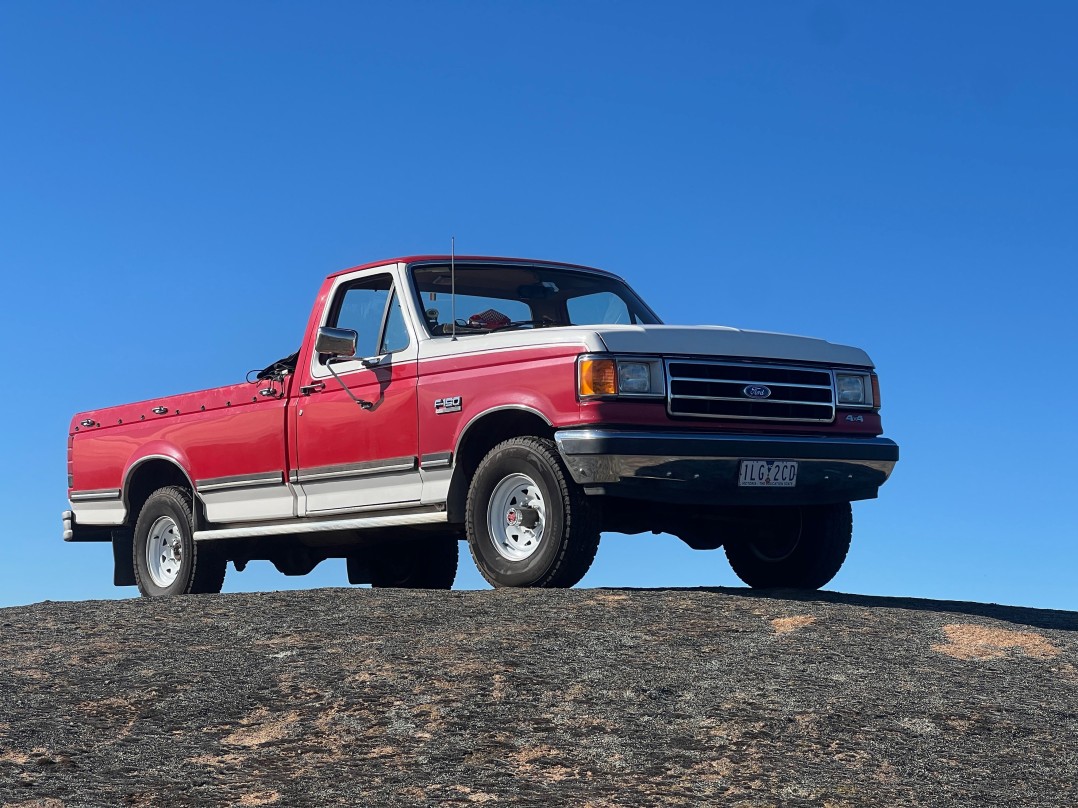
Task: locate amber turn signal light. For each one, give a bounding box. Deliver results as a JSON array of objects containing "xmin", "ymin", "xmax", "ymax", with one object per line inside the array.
[
  {"xmin": 871, "ymin": 374, "xmax": 881, "ymax": 409},
  {"xmin": 579, "ymin": 358, "xmax": 617, "ymax": 397}
]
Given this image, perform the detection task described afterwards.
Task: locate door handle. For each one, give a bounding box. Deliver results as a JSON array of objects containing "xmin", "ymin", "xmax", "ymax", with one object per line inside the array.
[{"xmin": 300, "ymin": 381, "xmax": 326, "ymax": 395}]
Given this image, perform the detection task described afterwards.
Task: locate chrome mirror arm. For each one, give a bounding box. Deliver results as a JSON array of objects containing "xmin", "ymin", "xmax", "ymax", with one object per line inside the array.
[{"xmin": 325, "ymin": 358, "xmax": 374, "ymax": 410}]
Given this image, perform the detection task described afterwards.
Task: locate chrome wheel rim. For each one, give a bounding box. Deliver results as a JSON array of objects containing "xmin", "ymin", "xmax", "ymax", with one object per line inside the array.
[
  {"xmin": 487, "ymin": 473, "xmax": 546, "ymax": 561},
  {"xmin": 147, "ymin": 515, "xmax": 184, "ymax": 588}
]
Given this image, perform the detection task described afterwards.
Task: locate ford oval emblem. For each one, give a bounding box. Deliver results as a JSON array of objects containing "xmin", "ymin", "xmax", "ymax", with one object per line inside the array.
[{"xmin": 743, "ymin": 384, "xmax": 772, "ymax": 399}]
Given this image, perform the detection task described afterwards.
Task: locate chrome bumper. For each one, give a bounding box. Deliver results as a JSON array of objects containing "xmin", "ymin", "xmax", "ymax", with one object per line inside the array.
[
  {"xmin": 554, "ymin": 429, "xmax": 899, "ymax": 506},
  {"xmin": 61, "ymin": 508, "xmax": 113, "ymax": 542}
]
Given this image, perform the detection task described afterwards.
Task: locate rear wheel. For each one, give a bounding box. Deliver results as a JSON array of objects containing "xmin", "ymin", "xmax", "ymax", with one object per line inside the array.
[
  {"xmin": 465, "ymin": 437, "xmax": 600, "ymax": 588},
  {"xmin": 723, "ymin": 503, "xmax": 852, "ymax": 590},
  {"xmin": 132, "ymin": 486, "xmax": 226, "ymax": 597}
]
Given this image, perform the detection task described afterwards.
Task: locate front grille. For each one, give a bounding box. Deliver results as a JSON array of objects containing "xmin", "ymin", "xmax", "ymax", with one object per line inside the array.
[{"xmin": 666, "ymin": 360, "xmax": 835, "ymax": 422}]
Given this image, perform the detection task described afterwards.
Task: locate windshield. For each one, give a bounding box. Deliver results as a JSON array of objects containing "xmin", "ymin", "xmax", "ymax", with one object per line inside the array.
[{"xmin": 410, "ymin": 264, "xmax": 661, "ymax": 336}]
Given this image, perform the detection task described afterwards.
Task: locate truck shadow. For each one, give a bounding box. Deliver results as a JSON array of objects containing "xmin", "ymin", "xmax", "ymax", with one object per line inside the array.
[{"xmin": 604, "ymin": 586, "xmax": 1078, "ymax": 633}]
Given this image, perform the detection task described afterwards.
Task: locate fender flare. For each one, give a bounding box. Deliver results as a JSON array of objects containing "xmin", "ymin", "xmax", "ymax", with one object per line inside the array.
[
  {"xmin": 452, "ymin": 404, "xmax": 554, "ymax": 462},
  {"xmin": 121, "ymin": 442, "xmax": 196, "ymax": 516}
]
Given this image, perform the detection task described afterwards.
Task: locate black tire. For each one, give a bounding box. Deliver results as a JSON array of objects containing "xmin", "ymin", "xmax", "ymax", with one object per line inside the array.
[
  {"xmin": 132, "ymin": 486, "xmax": 226, "ymax": 597},
  {"xmin": 364, "ymin": 535, "xmax": 460, "ymax": 589},
  {"xmin": 723, "ymin": 503, "xmax": 852, "ymax": 590},
  {"xmin": 465, "ymin": 437, "xmax": 600, "ymax": 588}
]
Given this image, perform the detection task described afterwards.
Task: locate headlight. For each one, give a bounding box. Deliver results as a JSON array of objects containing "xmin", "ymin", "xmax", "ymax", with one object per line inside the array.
[
  {"xmin": 836, "ymin": 374, "xmax": 865, "ymax": 404},
  {"xmin": 835, "ymin": 372, "xmax": 876, "ymax": 407},
  {"xmin": 617, "ymin": 362, "xmax": 651, "ymax": 393},
  {"xmin": 578, "ymin": 355, "xmax": 665, "ymax": 399}
]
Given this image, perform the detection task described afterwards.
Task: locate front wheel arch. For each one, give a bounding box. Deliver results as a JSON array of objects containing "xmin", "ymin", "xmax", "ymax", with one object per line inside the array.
[
  {"xmin": 445, "ymin": 409, "xmax": 554, "ymax": 523},
  {"xmin": 465, "ymin": 436, "xmax": 600, "ymax": 588}
]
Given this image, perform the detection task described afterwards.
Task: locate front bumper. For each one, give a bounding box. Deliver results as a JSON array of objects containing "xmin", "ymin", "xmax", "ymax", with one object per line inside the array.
[{"xmin": 554, "ymin": 429, "xmax": 899, "ymax": 506}]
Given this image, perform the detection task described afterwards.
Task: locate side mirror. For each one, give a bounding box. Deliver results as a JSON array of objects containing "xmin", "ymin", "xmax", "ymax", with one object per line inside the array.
[{"xmin": 315, "ymin": 326, "xmax": 358, "ymax": 358}]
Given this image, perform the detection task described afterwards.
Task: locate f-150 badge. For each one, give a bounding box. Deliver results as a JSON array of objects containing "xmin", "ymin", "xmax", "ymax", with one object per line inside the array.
[{"xmin": 434, "ymin": 396, "xmax": 462, "ymax": 414}]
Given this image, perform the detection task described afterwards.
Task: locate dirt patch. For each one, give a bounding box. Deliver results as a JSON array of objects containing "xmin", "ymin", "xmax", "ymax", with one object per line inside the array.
[
  {"xmin": 452, "ymin": 785, "xmax": 499, "ymax": 802},
  {"xmin": 237, "ymin": 791, "xmax": 280, "ymax": 806},
  {"xmin": 588, "ymin": 592, "xmax": 630, "ymax": 605},
  {"xmin": 0, "ymin": 751, "xmax": 32, "ymax": 766},
  {"xmin": 507, "ymin": 745, "xmax": 580, "ymax": 782},
  {"xmin": 772, "ymin": 615, "xmax": 817, "ymax": 635},
  {"xmin": 932, "ymin": 624, "xmax": 1060, "ymax": 661},
  {"xmin": 222, "ymin": 708, "xmax": 301, "ymax": 747},
  {"xmin": 187, "ymin": 752, "xmax": 248, "ymax": 768}
]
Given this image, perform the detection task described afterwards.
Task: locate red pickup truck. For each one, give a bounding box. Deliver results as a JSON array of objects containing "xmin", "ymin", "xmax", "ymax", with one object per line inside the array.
[{"xmin": 64, "ymin": 255, "xmax": 898, "ymax": 597}]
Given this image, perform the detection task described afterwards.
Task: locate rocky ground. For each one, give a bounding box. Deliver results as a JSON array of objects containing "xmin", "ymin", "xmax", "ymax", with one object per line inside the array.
[{"xmin": 0, "ymin": 587, "xmax": 1075, "ymax": 807}]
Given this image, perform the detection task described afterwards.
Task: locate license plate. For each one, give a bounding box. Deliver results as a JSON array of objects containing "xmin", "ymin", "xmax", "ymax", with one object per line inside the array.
[{"xmin": 738, "ymin": 460, "xmax": 798, "ymax": 487}]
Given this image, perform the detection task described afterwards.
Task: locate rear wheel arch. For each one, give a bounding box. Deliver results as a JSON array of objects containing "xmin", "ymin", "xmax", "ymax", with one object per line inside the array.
[
  {"xmin": 116, "ymin": 457, "xmax": 202, "ymax": 587},
  {"xmin": 132, "ymin": 485, "xmax": 226, "ymax": 596},
  {"xmin": 446, "ymin": 407, "xmax": 555, "ymax": 524},
  {"xmin": 123, "ymin": 456, "xmax": 200, "ymax": 529}
]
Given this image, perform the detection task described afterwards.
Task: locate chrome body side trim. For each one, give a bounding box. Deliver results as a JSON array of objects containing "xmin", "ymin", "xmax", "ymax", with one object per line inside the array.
[
  {"xmin": 294, "ymin": 456, "xmax": 418, "ymax": 483},
  {"xmin": 193, "ymin": 507, "xmax": 447, "ymax": 541},
  {"xmin": 69, "ymin": 488, "xmax": 122, "ymax": 502},
  {"xmin": 420, "ymin": 451, "xmax": 453, "ymax": 469},
  {"xmin": 196, "ymin": 471, "xmax": 284, "ymax": 493}
]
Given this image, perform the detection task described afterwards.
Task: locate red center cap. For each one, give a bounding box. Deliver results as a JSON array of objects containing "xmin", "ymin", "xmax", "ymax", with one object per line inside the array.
[{"xmin": 506, "ymin": 509, "xmax": 518, "ymax": 525}]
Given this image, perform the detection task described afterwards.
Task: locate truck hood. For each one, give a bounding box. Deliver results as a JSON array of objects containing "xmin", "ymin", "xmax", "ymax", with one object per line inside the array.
[{"xmin": 593, "ymin": 325, "xmax": 873, "ymax": 368}]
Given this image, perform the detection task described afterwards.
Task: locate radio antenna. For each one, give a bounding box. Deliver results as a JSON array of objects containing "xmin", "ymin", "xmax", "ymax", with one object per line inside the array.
[{"xmin": 450, "ymin": 236, "xmax": 457, "ymax": 341}]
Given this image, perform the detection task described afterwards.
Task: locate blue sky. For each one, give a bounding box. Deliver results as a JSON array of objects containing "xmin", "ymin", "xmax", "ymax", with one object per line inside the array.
[{"xmin": 2, "ymin": 2, "xmax": 1076, "ymax": 610}]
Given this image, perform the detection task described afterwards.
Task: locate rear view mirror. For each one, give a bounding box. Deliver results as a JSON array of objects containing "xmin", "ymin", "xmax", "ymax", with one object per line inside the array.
[
  {"xmin": 315, "ymin": 326, "xmax": 358, "ymax": 357},
  {"xmin": 518, "ymin": 281, "xmax": 560, "ymax": 300}
]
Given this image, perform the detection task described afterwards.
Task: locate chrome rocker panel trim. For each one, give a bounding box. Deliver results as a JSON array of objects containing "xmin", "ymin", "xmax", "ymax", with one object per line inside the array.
[{"xmin": 193, "ymin": 505, "xmax": 447, "ymax": 541}]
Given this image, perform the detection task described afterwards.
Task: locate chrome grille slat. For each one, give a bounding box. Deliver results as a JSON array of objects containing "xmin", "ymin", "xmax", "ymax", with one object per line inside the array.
[
  {"xmin": 672, "ymin": 394, "xmax": 835, "ymax": 406},
  {"xmin": 665, "ymin": 359, "xmax": 836, "ymax": 423},
  {"xmin": 667, "ymin": 376, "xmax": 833, "ymax": 390}
]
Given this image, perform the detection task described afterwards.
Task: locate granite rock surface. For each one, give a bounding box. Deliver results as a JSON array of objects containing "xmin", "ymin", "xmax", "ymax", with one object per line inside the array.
[{"xmin": 1, "ymin": 587, "xmax": 1076, "ymax": 807}]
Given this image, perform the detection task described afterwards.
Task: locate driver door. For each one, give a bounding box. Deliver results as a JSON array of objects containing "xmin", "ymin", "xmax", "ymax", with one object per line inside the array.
[{"xmin": 293, "ymin": 271, "xmax": 420, "ymax": 515}]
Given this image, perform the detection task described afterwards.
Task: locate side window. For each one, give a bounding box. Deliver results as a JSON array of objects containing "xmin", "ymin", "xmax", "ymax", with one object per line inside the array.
[
  {"xmin": 328, "ymin": 275, "xmax": 410, "ymax": 359},
  {"xmin": 567, "ymin": 291, "xmax": 633, "ymax": 325},
  {"xmin": 380, "ymin": 291, "xmax": 409, "ymax": 354}
]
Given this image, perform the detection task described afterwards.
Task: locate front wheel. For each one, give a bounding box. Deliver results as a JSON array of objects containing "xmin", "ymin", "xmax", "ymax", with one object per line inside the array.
[
  {"xmin": 132, "ymin": 486, "xmax": 226, "ymax": 597},
  {"xmin": 465, "ymin": 437, "xmax": 600, "ymax": 588},
  {"xmin": 723, "ymin": 503, "xmax": 852, "ymax": 590}
]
